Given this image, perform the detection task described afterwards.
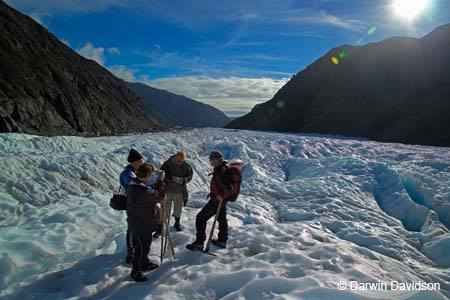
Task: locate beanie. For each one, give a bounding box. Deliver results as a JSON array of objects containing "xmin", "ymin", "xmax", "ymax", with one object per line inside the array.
[{"xmin": 127, "ymin": 148, "xmax": 143, "ymax": 163}]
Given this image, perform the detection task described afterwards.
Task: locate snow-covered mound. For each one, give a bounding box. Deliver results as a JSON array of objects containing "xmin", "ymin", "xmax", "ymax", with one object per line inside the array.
[{"xmin": 0, "ymin": 129, "xmax": 449, "ymax": 300}]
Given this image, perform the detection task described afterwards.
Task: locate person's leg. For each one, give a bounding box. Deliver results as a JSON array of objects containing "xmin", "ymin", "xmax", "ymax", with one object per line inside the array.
[
  {"xmin": 164, "ymin": 194, "xmax": 172, "ymax": 221},
  {"xmin": 172, "ymin": 192, "xmax": 183, "ymax": 218},
  {"xmin": 217, "ymin": 202, "xmax": 228, "ymax": 242},
  {"xmin": 195, "ymin": 201, "xmax": 217, "ymax": 243},
  {"xmin": 173, "ymin": 193, "xmax": 184, "ymax": 231},
  {"xmin": 126, "ymin": 229, "xmax": 133, "ymax": 263},
  {"xmin": 139, "ymin": 232, "xmax": 156, "ymax": 271},
  {"xmin": 153, "ymin": 205, "xmax": 162, "ymax": 238},
  {"xmin": 130, "ymin": 232, "xmax": 149, "ymax": 282}
]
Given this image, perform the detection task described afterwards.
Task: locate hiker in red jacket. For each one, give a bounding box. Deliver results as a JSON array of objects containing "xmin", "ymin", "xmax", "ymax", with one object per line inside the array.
[{"xmin": 186, "ymin": 151, "xmax": 239, "ymax": 250}]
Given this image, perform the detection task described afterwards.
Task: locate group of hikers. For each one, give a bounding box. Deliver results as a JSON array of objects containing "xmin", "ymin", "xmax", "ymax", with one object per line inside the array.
[{"xmin": 116, "ymin": 148, "xmax": 241, "ymax": 282}]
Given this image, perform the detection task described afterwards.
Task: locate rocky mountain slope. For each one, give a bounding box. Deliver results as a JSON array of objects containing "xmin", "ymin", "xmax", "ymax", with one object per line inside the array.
[
  {"xmin": 0, "ymin": 0, "xmax": 161, "ymax": 136},
  {"xmin": 227, "ymin": 23, "xmax": 450, "ymax": 147}
]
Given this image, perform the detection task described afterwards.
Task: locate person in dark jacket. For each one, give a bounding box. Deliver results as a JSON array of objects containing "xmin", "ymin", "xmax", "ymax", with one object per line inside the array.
[
  {"xmin": 186, "ymin": 151, "xmax": 237, "ymax": 251},
  {"xmin": 126, "ymin": 163, "xmax": 166, "ymax": 282},
  {"xmin": 119, "ymin": 148, "xmax": 144, "ymax": 263},
  {"xmin": 159, "ymin": 151, "xmax": 193, "ymax": 232}
]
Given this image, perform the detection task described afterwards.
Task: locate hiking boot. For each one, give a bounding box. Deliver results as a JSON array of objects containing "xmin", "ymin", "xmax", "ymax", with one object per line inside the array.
[
  {"xmin": 141, "ymin": 260, "xmax": 159, "ymax": 272},
  {"xmin": 186, "ymin": 240, "xmax": 204, "ymax": 251},
  {"xmin": 211, "ymin": 239, "xmax": 227, "ymax": 249},
  {"xmin": 130, "ymin": 270, "xmax": 148, "ymax": 282},
  {"xmin": 174, "ymin": 217, "xmax": 182, "ymax": 232}
]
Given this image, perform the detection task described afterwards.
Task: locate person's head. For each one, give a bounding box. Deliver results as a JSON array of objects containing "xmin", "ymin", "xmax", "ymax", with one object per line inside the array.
[
  {"xmin": 136, "ymin": 163, "xmax": 155, "ymax": 184},
  {"xmin": 174, "ymin": 151, "xmax": 187, "ymax": 165},
  {"xmin": 208, "ymin": 151, "xmax": 223, "ymax": 167},
  {"xmin": 128, "ymin": 148, "xmax": 144, "ymax": 170}
]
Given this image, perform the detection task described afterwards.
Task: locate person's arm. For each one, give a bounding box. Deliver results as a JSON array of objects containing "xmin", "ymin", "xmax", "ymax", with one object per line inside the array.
[
  {"xmin": 119, "ymin": 169, "xmax": 131, "ymax": 187},
  {"xmin": 142, "ymin": 186, "xmax": 166, "ymax": 204},
  {"xmin": 160, "ymin": 160, "xmax": 172, "ymax": 183},
  {"xmin": 214, "ymin": 173, "xmax": 232, "ymax": 201},
  {"xmin": 183, "ymin": 163, "xmax": 194, "ymax": 184}
]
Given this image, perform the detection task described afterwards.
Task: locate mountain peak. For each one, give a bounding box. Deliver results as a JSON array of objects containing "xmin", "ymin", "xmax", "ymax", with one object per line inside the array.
[{"xmin": 227, "ymin": 23, "xmax": 450, "ymax": 146}]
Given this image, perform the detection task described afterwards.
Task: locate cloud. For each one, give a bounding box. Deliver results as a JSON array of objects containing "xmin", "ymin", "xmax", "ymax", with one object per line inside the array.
[
  {"xmin": 135, "ymin": 0, "xmax": 365, "ymax": 33},
  {"xmin": 133, "ymin": 50, "xmax": 209, "ymax": 74},
  {"xmin": 29, "ymin": 11, "xmax": 50, "ymax": 27},
  {"xmin": 107, "ymin": 47, "xmax": 121, "ymax": 55},
  {"xmin": 108, "ymin": 65, "xmax": 137, "ymax": 82},
  {"xmin": 140, "ymin": 76, "xmax": 288, "ymax": 115},
  {"xmin": 77, "ymin": 42, "xmax": 105, "ymax": 65}
]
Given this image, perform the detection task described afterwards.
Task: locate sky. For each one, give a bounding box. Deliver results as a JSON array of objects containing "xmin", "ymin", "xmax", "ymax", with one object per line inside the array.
[{"xmin": 4, "ymin": 0, "xmax": 450, "ymax": 117}]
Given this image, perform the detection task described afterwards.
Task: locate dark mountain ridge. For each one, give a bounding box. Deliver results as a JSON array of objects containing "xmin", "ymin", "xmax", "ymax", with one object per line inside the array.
[
  {"xmin": 0, "ymin": 0, "xmax": 160, "ymax": 136},
  {"xmin": 227, "ymin": 23, "xmax": 450, "ymax": 147},
  {"xmin": 126, "ymin": 82, "xmax": 230, "ymax": 128}
]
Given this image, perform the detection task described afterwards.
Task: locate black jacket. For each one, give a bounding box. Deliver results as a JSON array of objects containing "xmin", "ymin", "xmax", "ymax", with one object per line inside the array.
[
  {"xmin": 126, "ymin": 178, "xmax": 166, "ymax": 234},
  {"xmin": 160, "ymin": 155, "xmax": 193, "ymax": 193}
]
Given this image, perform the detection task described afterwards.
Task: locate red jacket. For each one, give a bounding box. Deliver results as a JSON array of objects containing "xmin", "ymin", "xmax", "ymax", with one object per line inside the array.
[{"xmin": 210, "ymin": 161, "xmax": 239, "ymax": 202}]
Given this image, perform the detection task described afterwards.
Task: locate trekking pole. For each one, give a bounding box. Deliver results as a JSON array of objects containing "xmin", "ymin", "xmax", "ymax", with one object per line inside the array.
[
  {"xmin": 163, "ymin": 199, "xmax": 172, "ymax": 257},
  {"xmin": 163, "ymin": 215, "xmax": 176, "ymax": 259},
  {"xmin": 160, "ymin": 195, "xmax": 166, "ymax": 264},
  {"xmin": 204, "ymin": 198, "xmax": 224, "ymax": 253}
]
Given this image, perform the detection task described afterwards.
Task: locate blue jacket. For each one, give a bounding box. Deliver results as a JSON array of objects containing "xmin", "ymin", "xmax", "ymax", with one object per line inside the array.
[{"xmin": 119, "ymin": 165, "xmax": 136, "ymax": 195}]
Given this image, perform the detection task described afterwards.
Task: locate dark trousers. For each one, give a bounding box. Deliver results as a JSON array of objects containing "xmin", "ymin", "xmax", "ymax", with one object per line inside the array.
[
  {"xmin": 126, "ymin": 229, "xmax": 133, "ymax": 255},
  {"xmin": 196, "ymin": 200, "xmax": 228, "ymax": 243},
  {"xmin": 129, "ymin": 231, "xmax": 152, "ymax": 271}
]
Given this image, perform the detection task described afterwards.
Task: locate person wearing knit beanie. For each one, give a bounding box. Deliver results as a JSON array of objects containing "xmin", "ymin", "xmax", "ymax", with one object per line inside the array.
[{"xmin": 119, "ymin": 148, "xmax": 145, "ymax": 264}]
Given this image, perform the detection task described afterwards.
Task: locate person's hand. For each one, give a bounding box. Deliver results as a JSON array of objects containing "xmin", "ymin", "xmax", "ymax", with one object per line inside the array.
[
  {"xmin": 173, "ymin": 176, "xmax": 183, "ymax": 184},
  {"xmin": 157, "ymin": 170, "xmax": 165, "ymax": 181},
  {"xmin": 217, "ymin": 195, "xmax": 223, "ymax": 202}
]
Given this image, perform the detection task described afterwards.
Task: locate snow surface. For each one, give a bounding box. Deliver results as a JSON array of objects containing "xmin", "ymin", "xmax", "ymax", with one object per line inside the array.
[{"xmin": 0, "ymin": 128, "xmax": 449, "ymax": 300}]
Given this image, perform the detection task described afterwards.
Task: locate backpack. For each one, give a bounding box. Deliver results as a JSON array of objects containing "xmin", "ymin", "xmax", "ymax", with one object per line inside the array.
[{"xmin": 225, "ymin": 162, "xmax": 243, "ymax": 202}]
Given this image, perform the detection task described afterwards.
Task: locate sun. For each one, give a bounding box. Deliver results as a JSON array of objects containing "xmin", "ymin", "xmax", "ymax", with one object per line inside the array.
[{"xmin": 392, "ymin": 0, "xmax": 428, "ymax": 20}]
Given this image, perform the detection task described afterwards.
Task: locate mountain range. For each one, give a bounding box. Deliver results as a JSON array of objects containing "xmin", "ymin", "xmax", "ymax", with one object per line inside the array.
[
  {"xmin": 126, "ymin": 82, "xmax": 230, "ymax": 128},
  {"xmin": 227, "ymin": 23, "xmax": 450, "ymax": 147},
  {"xmin": 0, "ymin": 0, "xmax": 229, "ymax": 136}
]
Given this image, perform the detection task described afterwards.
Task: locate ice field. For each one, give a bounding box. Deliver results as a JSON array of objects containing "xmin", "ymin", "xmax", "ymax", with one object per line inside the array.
[{"xmin": 0, "ymin": 128, "xmax": 449, "ymax": 300}]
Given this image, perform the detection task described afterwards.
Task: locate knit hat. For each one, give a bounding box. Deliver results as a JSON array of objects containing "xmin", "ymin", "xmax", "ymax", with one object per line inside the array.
[
  {"xmin": 127, "ymin": 148, "xmax": 144, "ymax": 163},
  {"xmin": 209, "ymin": 151, "xmax": 224, "ymax": 160}
]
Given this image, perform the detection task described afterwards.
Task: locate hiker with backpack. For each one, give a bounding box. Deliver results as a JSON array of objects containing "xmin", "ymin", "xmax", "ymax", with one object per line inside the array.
[
  {"xmin": 119, "ymin": 148, "xmax": 145, "ymax": 263},
  {"xmin": 126, "ymin": 163, "xmax": 166, "ymax": 282},
  {"xmin": 186, "ymin": 151, "xmax": 242, "ymax": 251},
  {"xmin": 157, "ymin": 151, "xmax": 193, "ymax": 233}
]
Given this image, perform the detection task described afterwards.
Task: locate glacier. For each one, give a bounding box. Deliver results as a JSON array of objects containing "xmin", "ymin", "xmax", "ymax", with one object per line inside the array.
[{"xmin": 0, "ymin": 128, "xmax": 449, "ymax": 300}]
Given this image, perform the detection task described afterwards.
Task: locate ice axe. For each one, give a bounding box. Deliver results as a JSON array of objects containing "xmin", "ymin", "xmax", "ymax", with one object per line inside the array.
[{"xmin": 204, "ymin": 198, "xmax": 224, "ymax": 254}]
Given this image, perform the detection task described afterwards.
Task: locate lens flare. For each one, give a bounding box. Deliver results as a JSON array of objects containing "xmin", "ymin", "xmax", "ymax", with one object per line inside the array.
[
  {"xmin": 393, "ymin": 0, "xmax": 428, "ymax": 20},
  {"xmin": 367, "ymin": 27, "xmax": 377, "ymax": 35}
]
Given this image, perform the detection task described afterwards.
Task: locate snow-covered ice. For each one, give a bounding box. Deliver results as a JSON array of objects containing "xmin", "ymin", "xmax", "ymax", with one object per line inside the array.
[{"xmin": 0, "ymin": 128, "xmax": 449, "ymax": 300}]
